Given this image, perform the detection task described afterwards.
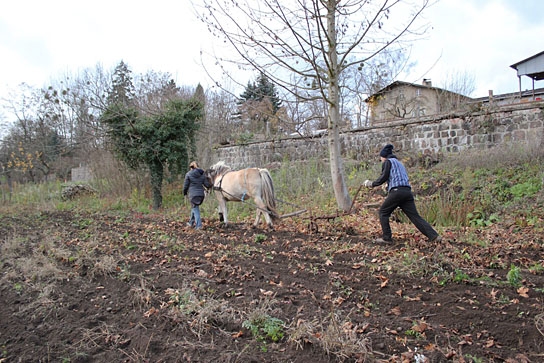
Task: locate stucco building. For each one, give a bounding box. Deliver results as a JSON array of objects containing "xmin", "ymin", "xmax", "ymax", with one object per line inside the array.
[{"xmin": 364, "ymin": 80, "xmax": 471, "ymax": 125}]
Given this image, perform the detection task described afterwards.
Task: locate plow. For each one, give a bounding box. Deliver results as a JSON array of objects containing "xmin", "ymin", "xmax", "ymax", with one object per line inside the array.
[
  {"xmin": 214, "ymin": 183, "xmax": 379, "ymax": 233},
  {"xmin": 277, "ymin": 184, "xmax": 380, "ymax": 233},
  {"xmin": 205, "ymin": 162, "xmax": 379, "ymax": 233}
]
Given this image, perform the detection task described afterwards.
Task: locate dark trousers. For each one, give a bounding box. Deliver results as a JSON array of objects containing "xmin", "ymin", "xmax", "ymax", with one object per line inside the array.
[{"xmin": 379, "ymin": 187, "xmax": 438, "ymax": 241}]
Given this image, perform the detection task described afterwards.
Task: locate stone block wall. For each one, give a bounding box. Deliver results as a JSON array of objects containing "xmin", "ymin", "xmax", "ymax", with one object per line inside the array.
[
  {"xmin": 71, "ymin": 165, "xmax": 93, "ymax": 182},
  {"xmin": 213, "ymin": 102, "xmax": 544, "ymax": 169}
]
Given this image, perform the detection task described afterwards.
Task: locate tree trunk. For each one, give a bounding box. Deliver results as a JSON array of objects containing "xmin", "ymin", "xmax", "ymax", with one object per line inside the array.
[
  {"xmin": 6, "ymin": 172, "xmax": 13, "ymax": 202},
  {"xmin": 326, "ymin": 0, "xmax": 351, "ymax": 212},
  {"xmin": 149, "ymin": 160, "xmax": 163, "ymax": 210}
]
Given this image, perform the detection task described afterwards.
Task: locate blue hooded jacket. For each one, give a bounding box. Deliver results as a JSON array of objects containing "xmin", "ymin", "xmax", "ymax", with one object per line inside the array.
[{"xmin": 183, "ymin": 168, "xmax": 211, "ymax": 199}]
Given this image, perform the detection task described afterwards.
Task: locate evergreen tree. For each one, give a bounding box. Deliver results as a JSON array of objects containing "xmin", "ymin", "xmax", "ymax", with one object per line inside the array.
[
  {"xmin": 255, "ymin": 73, "xmax": 282, "ymax": 113},
  {"xmin": 238, "ymin": 81, "xmax": 257, "ymax": 103},
  {"xmin": 238, "ymin": 73, "xmax": 281, "ymax": 112},
  {"xmin": 107, "ymin": 61, "xmax": 136, "ymax": 107},
  {"xmin": 237, "ymin": 73, "xmax": 282, "ymax": 136}
]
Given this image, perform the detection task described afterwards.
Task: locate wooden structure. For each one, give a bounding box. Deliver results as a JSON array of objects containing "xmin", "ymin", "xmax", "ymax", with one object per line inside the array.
[{"xmin": 510, "ymin": 50, "xmax": 544, "ymax": 100}]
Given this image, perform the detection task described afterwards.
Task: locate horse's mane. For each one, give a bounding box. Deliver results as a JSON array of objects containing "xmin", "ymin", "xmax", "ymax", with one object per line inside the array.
[{"xmin": 210, "ymin": 161, "xmax": 232, "ymax": 176}]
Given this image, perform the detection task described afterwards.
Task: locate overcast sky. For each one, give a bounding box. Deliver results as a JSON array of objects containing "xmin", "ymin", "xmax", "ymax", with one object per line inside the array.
[
  {"xmin": 1, "ymin": 0, "xmax": 543, "ymax": 111},
  {"xmin": 409, "ymin": 0, "xmax": 544, "ymax": 96}
]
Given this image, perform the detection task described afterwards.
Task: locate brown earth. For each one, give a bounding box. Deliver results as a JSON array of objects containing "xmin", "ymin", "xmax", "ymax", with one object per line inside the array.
[{"xmin": 0, "ymin": 204, "xmax": 543, "ymax": 362}]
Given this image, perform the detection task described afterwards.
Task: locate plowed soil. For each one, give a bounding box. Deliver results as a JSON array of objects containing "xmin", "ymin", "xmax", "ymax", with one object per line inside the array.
[{"xmin": 1, "ymin": 207, "xmax": 543, "ymax": 362}]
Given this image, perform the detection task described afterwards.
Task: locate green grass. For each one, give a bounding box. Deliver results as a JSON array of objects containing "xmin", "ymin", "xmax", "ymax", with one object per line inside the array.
[
  {"xmin": 243, "ymin": 314, "xmax": 285, "ymax": 343},
  {"xmin": 506, "ymin": 264, "xmax": 522, "ymax": 287},
  {"xmin": 1, "ymin": 143, "xmax": 543, "ymax": 232}
]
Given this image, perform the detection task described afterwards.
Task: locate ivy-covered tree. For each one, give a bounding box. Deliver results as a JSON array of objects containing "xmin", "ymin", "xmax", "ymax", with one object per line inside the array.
[
  {"xmin": 102, "ymin": 97, "xmax": 202, "ymax": 209},
  {"xmin": 102, "ymin": 63, "xmax": 203, "ymax": 209}
]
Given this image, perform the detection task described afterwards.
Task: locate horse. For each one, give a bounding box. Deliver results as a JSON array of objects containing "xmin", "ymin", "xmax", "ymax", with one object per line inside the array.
[{"xmin": 205, "ymin": 161, "xmax": 280, "ymax": 229}]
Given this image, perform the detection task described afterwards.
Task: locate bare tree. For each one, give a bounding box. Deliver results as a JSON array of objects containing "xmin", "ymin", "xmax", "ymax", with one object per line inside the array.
[
  {"xmin": 441, "ymin": 70, "xmax": 476, "ymax": 98},
  {"xmin": 196, "ymin": 0, "xmax": 431, "ymax": 211},
  {"xmin": 0, "ymin": 85, "xmax": 66, "ymax": 182},
  {"xmin": 341, "ymin": 49, "xmax": 415, "ymax": 128},
  {"xmin": 200, "ymin": 88, "xmax": 239, "ymax": 148},
  {"xmin": 437, "ymin": 70, "xmax": 476, "ymax": 111}
]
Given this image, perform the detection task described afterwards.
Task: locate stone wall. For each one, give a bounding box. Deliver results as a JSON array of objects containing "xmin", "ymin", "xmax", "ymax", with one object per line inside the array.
[
  {"xmin": 71, "ymin": 165, "xmax": 93, "ymax": 182},
  {"xmin": 213, "ymin": 102, "xmax": 544, "ymax": 169}
]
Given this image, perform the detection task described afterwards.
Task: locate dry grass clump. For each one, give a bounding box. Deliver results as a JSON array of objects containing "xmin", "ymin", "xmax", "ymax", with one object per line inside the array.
[
  {"xmin": 164, "ymin": 286, "xmax": 242, "ymax": 339},
  {"xmin": 536, "ymin": 313, "xmax": 544, "ymax": 338},
  {"xmin": 78, "ymin": 323, "xmax": 131, "ymax": 350},
  {"xmin": 18, "ymin": 254, "xmax": 65, "ymax": 282},
  {"xmin": 2, "ymin": 235, "xmax": 68, "ymax": 284},
  {"xmin": 0, "ymin": 236, "xmax": 69, "ymax": 322},
  {"xmin": 12, "ymin": 282, "xmax": 64, "ymax": 323},
  {"xmin": 1, "ymin": 235, "xmax": 27, "ymax": 262},
  {"xmin": 129, "ymin": 276, "xmax": 155, "ymax": 309},
  {"xmin": 287, "ymin": 312, "xmax": 373, "ymax": 361},
  {"xmin": 78, "ymin": 322, "xmax": 152, "ymax": 362},
  {"xmin": 89, "ymin": 254, "xmax": 119, "ymax": 278}
]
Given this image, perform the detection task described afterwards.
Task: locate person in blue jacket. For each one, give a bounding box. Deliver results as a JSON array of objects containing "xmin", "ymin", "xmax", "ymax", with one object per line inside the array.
[
  {"xmin": 183, "ymin": 161, "xmax": 212, "ymax": 229},
  {"xmin": 364, "ymin": 144, "xmax": 442, "ymax": 243}
]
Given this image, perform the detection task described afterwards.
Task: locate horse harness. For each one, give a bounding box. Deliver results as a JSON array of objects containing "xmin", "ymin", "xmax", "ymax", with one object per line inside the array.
[
  {"xmin": 214, "ymin": 169, "xmax": 248, "ymax": 202},
  {"xmin": 212, "ymin": 167, "xmax": 275, "ymax": 216}
]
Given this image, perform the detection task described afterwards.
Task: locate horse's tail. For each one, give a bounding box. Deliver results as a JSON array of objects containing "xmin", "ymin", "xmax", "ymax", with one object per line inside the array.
[{"xmin": 259, "ymin": 168, "xmax": 280, "ymax": 220}]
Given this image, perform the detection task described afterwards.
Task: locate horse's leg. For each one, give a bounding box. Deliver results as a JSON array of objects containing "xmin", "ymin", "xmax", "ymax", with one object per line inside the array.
[
  {"xmin": 215, "ymin": 190, "xmax": 228, "ymax": 226},
  {"xmin": 253, "ymin": 197, "xmax": 273, "ymax": 229},
  {"xmin": 253, "ymin": 209, "xmax": 261, "ymax": 229},
  {"xmin": 220, "ymin": 199, "xmax": 228, "ymax": 226},
  {"xmin": 262, "ymin": 209, "xmax": 273, "ymax": 229}
]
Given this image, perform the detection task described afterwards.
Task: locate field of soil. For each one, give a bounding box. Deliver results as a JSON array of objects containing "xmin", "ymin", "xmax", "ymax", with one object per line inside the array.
[{"xmin": 1, "ymin": 203, "xmax": 543, "ymax": 362}]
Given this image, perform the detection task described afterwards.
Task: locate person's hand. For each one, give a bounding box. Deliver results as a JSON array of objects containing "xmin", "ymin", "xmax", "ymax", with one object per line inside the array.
[{"xmin": 363, "ymin": 180, "xmax": 373, "ymax": 188}]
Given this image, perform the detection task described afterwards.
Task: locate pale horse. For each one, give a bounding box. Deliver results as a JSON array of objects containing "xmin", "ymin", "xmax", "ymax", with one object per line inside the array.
[{"xmin": 205, "ymin": 161, "xmax": 280, "ymax": 229}]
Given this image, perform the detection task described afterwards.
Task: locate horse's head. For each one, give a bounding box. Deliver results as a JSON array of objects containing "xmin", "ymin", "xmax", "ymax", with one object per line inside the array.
[
  {"xmin": 206, "ymin": 161, "xmax": 231, "ymax": 183},
  {"xmin": 204, "ymin": 168, "xmax": 216, "ymax": 188}
]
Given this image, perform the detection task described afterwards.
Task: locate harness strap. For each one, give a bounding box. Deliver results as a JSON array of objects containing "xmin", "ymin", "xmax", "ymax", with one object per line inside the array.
[
  {"xmin": 210, "ymin": 167, "xmax": 271, "ymax": 215},
  {"xmin": 216, "ymin": 171, "xmax": 229, "ymax": 191},
  {"xmin": 215, "ymin": 171, "xmax": 239, "ymax": 200},
  {"xmin": 214, "ymin": 169, "xmax": 252, "ymax": 202}
]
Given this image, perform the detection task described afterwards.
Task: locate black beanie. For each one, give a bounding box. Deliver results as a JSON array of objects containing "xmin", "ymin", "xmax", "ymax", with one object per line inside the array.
[{"xmin": 379, "ymin": 144, "xmax": 394, "ymax": 158}]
